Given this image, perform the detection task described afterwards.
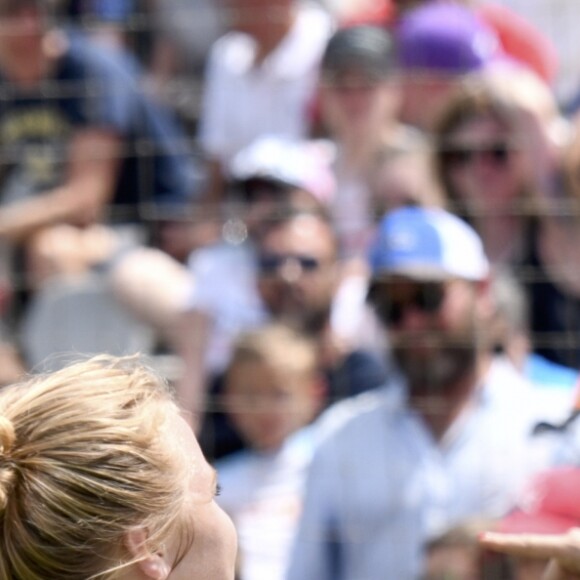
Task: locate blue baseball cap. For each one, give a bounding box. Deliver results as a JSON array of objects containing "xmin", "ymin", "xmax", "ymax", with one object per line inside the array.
[{"xmin": 369, "ymin": 207, "xmax": 489, "ymax": 281}]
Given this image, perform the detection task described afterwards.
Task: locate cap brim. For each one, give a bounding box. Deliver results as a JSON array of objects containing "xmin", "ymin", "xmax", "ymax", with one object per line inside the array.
[{"xmin": 372, "ymin": 264, "xmax": 454, "ymax": 282}]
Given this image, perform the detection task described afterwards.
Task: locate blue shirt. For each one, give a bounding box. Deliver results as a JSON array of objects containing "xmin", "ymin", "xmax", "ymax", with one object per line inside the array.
[{"xmin": 286, "ymin": 357, "xmax": 571, "ymax": 580}]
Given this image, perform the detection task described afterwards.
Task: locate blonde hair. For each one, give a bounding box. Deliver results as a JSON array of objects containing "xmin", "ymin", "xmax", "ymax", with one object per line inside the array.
[
  {"xmin": 0, "ymin": 355, "xmax": 187, "ymax": 580},
  {"xmin": 227, "ymin": 324, "xmax": 318, "ymax": 382}
]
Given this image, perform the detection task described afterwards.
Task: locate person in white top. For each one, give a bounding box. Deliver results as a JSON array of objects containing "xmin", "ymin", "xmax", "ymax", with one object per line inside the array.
[
  {"xmin": 286, "ymin": 207, "xmax": 571, "ymax": 580},
  {"xmin": 216, "ymin": 324, "xmax": 325, "ymax": 580},
  {"xmin": 198, "ymin": 0, "xmax": 333, "ymax": 204}
]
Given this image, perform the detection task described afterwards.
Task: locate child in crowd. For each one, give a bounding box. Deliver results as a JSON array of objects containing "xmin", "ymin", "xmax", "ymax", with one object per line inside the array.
[{"xmin": 215, "ymin": 324, "xmax": 325, "ymax": 580}]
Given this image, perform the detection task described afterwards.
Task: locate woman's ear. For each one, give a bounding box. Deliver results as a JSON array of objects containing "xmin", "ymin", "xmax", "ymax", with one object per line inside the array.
[{"xmin": 125, "ymin": 528, "xmax": 172, "ymax": 580}]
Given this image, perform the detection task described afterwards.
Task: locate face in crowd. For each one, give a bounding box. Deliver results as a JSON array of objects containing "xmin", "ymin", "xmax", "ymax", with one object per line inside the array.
[
  {"xmin": 257, "ymin": 213, "xmax": 339, "ymax": 335},
  {"xmin": 438, "ymin": 112, "xmax": 525, "ymax": 219},
  {"xmin": 0, "ymin": 0, "xmax": 47, "ymax": 55},
  {"xmin": 319, "ymin": 65, "xmax": 400, "ymax": 143},
  {"xmin": 223, "ymin": 327, "xmax": 323, "ymax": 452},
  {"xmin": 369, "ymin": 275, "xmax": 492, "ymax": 393},
  {"xmin": 399, "ymin": 70, "xmax": 462, "ymax": 132}
]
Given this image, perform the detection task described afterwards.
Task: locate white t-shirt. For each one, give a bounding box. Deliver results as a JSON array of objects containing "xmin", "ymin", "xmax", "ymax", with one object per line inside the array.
[
  {"xmin": 198, "ymin": 2, "xmax": 333, "ymax": 165},
  {"xmin": 186, "ymin": 241, "xmax": 268, "ymax": 373},
  {"xmin": 216, "ymin": 428, "xmax": 316, "ymax": 580}
]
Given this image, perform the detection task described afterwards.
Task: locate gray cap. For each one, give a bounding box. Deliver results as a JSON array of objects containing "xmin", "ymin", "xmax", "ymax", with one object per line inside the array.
[{"xmin": 321, "ymin": 25, "xmax": 395, "ymax": 82}]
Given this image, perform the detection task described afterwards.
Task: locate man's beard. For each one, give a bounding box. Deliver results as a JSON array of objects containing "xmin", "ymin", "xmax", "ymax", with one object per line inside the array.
[
  {"xmin": 392, "ymin": 332, "xmax": 478, "ymax": 396},
  {"xmin": 278, "ymin": 303, "xmax": 331, "ymax": 337}
]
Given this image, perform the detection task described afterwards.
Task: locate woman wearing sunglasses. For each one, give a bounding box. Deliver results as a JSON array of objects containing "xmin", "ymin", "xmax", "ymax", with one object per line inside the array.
[
  {"xmin": 432, "ymin": 65, "xmax": 580, "ymax": 369},
  {"xmin": 0, "ymin": 355, "xmax": 237, "ymax": 579}
]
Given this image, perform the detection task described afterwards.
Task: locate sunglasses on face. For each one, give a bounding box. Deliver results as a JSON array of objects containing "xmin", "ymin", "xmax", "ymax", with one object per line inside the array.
[
  {"xmin": 236, "ymin": 178, "xmax": 292, "ymax": 204},
  {"xmin": 258, "ymin": 252, "xmax": 321, "ymax": 276},
  {"xmin": 368, "ymin": 281, "xmax": 446, "ymax": 326},
  {"xmin": 441, "ymin": 142, "xmax": 511, "ymax": 169}
]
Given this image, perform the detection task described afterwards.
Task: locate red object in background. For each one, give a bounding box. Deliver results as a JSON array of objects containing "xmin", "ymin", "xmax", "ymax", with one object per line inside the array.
[
  {"xmin": 349, "ymin": 0, "xmax": 559, "ymax": 87},
  {"xmin": 340, "ymin": 0, "xmax": 395, "ymax": 27},
  {"xmin": 498, "ymin": 467, "xmax": 580, "ymax": 535},
  {"xmin": 476, "ymin": 2, "xmax": 558, "ymax": 86}
]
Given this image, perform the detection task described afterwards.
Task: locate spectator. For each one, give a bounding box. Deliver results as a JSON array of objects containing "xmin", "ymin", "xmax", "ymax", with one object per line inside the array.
[
  {"xmin": 197, "ymin": 209, "xmax": 388, "ymax": 459},
  {"xmin": 0, "ymin": 2, "xmax": 198, "ymax": 241},
  {"xmin": 395, "ymin": 2, "xmax": 502, "ymax": 131},
  {"xmin": 198, "ymin": 0, "xmax": 333, "ymax": 204},
  {"xmin": 286, "ymin": 206, "xmax": 570, "ymax": 580},
  {"xmin": 0, "ymin": 0, "xmax": 201, "ymax": 335},
  {"xmin": 432, "ymin": 66, "xmax": 580, "ymax": 367},
  {"xmin": 318, "ymin": 24, "xmax": 434, "ymax": 260},
  {"xmin": 386, "ymin": 0, "xmax": 558, "ymax": 86},
  {"xmin": 216, "ymin": 324, "xmax": 325, "ymax": 580},
  {"xmin": 175, "ymin": 137, "xmax": 336, "ymax": 400},
  {"xmin": 164, "ymin": 138, "xmax": 385, "ymax": 433}
]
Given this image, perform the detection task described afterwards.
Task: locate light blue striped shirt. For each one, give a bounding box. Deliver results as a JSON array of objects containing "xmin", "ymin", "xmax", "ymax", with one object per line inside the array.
[{"xmin": 286, "ymin": 357, "xmax": 571, "ymax": 580}]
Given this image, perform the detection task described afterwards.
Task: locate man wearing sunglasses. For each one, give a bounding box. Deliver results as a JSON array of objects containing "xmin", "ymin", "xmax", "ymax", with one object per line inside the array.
[
  {"xmin": 178, "ymin": 154, "xmax": 388, "ymax": 459},
  {"xmin": 287, "ymin": 206, "xmax": 571, "ymax": 580},
  {"xmin": 199, "ymin": 210, "xmax": 388, "ymax": 458}
]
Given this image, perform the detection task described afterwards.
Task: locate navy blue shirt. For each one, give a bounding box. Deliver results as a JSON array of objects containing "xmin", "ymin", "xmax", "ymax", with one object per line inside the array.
[{"xmin": 0, "ymin": 32, "xmax": 197, "ymax": 223}]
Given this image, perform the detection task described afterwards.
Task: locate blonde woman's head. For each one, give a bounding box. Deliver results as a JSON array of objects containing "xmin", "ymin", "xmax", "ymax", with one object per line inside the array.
[{"xmin": 0, "ymin": 355, "xmax": 237, "ymax": 580}]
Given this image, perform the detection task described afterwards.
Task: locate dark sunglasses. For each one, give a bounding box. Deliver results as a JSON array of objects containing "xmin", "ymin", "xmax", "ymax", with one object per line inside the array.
[
  {"xmin": 258, "ymin": 253, "xmax": 321, "ymax": 275},
  {"xmin": 441, "ymin": 142, "xmax": 511, "ymax": 168},
  {"xmin": 236, "ymin": 178, "xmax": 292, "ymax": 203},
  {"xmin": 368, "ymin": 281, "xmax": 446, "ymax": 326}
]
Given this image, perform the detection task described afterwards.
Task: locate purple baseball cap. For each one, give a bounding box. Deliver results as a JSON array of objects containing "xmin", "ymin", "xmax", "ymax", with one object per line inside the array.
[{"xmin": 396, "ymin": 2, "xmax": 501, "ymax": 74}]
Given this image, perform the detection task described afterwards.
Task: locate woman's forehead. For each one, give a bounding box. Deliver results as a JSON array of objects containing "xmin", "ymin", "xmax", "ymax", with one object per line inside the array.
[
  {"xmin": 447, "ymin": 114, "xmax": 508, "ymax": 140},
  {"xmin": 165, "ymin": 415, "xmax": 216, "ymax": 501}
]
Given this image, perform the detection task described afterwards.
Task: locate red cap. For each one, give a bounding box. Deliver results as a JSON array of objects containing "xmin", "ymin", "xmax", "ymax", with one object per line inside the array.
[
  {"xmin": 499, "ymin": 467, "xmax": 580, "ymax": 535},
  {"xmin": 476, "ymin": 3, "xmax": 558, "ymax": 86}
]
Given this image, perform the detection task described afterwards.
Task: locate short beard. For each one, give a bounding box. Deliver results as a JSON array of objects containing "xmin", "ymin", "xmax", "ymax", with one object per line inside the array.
[
  {"xmin": 281, "ymin": 304, "xmax": 331, "ymax": 337},
  {"xmin": 392, "ymin": 339, "xmax": 478, "ymax": 396}
]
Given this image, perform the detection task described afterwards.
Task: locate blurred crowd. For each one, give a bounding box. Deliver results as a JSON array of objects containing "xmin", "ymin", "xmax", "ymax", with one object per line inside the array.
[{"xmin": 4, "ymin": 0, "xmax": 580, "ymax": 578}]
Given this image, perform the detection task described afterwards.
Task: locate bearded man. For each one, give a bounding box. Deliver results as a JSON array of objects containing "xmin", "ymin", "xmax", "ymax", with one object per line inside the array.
[{"xmin": 286, "ymin": 206, "xmax": 571, "ymax": 580}]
